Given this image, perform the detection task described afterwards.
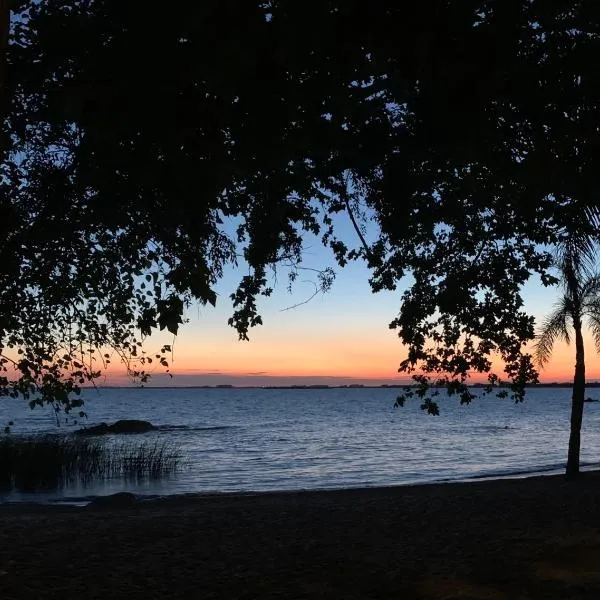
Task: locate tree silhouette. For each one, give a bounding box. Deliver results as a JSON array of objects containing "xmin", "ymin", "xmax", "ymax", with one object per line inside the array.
[
  {"xmin": 535, "ymin": 239, "xmax": 600, "ymax": 477},
  {"xmin": 4, "ymin": 0, "xmax": 600, "ymax": 413}
]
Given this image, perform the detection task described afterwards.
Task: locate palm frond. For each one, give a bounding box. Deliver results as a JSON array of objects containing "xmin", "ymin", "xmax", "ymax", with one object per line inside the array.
[
  {"xmin": 586, "ymin": 298, "xmax": 600, "ymax": 355},
  {"xmin": 556, "ymin": 248, "xmax": 582, "ymax": 300},
  {"xmin": 537, "ymin": 209, "xmax": 600, "ymax": 365},
  {"xmin": 556, "ymin": 222, "xmax": 599, "ymax": 283},
  {"xmin": 583, "ymin": 205, "xmax": 600, "ymax": 237},
  {"xmin": 534, "ymin": 301, "xmax": 571, "ymax": 367},
  {"xmin": 581, "ymin": 274, "xmax": 600, "ymax": 302}
]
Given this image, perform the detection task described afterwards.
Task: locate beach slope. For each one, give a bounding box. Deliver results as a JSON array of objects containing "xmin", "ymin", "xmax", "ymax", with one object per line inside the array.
[{"xmin": 1, "ymin": 473, "xmax": 600, "ymax": 598}]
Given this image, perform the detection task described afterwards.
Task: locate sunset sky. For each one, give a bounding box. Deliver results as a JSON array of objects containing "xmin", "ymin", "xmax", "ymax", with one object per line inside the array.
[{"xmin": 102, "ymin": 217, "xmax": 598, "ymax": 387}]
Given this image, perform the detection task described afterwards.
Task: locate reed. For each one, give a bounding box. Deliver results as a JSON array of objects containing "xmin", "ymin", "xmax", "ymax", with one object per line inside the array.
[{"xmin": 0, "ymin": 435, "xmax": 183, "ymax": 492}]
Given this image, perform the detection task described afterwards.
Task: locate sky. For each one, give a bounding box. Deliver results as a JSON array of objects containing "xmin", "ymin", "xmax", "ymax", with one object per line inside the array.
[{"xmin": 101, "ymin": 215, "xmax": 599, "ymax": 387}]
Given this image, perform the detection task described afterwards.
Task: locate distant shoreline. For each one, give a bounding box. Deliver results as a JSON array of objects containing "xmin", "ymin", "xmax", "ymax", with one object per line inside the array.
[{"xmin": 89, "ymin": 382, "xmax": 600, "ymax": 390}]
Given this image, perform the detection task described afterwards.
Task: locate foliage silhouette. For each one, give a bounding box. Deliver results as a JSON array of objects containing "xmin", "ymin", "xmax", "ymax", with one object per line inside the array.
[{"xmin": 2, "ymin": 1, "xmax": 600, "ymax": 415}]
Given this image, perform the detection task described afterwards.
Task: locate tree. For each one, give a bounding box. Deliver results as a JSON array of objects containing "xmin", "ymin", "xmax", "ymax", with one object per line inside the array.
[
  {"xmin": 535, "ymin": 240, "xmax": 600, "ymax": 477},
  {"xmin": 3, "ymin": 0, "xmax": 600, "ymax": 417},
  {"xmin": 377, "ymin": 0, "xmax": 600, "ymax": 411}
]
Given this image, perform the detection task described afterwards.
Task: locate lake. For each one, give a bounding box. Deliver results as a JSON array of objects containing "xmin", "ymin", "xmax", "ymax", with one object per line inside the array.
[{"xmin": 0, "ymin": 386, "xmax": 598, "ymax": 503}]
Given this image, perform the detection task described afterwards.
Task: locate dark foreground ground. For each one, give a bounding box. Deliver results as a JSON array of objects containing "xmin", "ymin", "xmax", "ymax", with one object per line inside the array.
[{"xmin": 2, "ymin": 473, "xmax": 600, "ymax": 599}]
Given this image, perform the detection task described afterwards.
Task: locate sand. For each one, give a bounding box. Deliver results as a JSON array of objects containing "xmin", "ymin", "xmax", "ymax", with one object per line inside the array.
[{"xmin": 1, "ymin": 473, "xmax": 600, "ymax": 599}]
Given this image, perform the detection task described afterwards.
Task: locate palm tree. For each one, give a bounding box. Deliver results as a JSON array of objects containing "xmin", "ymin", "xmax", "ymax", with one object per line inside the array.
[{"xmin": 535, "ymin": 242, "xmax": 600, "ymax": 478}]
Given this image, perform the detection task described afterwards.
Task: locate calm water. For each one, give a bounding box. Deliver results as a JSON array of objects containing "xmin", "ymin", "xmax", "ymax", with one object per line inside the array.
[{"xmin": 1, "ymin": 386, "xmax": 599, "ymax": 502}]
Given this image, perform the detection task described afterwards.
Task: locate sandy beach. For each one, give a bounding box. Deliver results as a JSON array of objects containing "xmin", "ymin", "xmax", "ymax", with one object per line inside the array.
[{"xmin": 1, "ymin": 473, "xmax": 600, "ymax": 599}]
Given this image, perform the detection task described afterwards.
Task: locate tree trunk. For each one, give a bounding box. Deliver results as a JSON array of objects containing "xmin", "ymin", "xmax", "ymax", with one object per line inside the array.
[{"xmin": 566, "ymin": 318, "xmax": 586, "ymax": 478}]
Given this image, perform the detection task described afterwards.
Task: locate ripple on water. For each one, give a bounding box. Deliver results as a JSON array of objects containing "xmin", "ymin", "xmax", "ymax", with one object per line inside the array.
[{"xmin": 0, "ymin": 387, "xmax": 589, "ymax": 502}]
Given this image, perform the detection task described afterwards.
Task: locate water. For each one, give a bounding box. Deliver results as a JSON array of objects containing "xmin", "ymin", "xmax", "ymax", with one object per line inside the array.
[{"xmin": 1, "ymin": 386, "xmax": 599, "ymax": 503}]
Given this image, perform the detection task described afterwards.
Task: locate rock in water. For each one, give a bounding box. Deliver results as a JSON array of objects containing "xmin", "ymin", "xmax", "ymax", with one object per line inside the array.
[
  {"xmin": 76, "ymin": 419, "xmax": 156, "ymax": 435},
  {"xmin": 110, "ymin": 419, "xmax": 156, "ymax": 433},
  {"xmin": 76, "ymin": 422, "xmax": 110, "ymax": 435}
]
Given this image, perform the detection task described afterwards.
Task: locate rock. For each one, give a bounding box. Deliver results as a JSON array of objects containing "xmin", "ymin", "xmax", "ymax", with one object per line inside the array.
[
  {"xmin": 110, "ymin": 419, "xmax": 156, "ymax": 433},
  {"xmin": 76, "ymin": 419, "xmax": 156, "ymax": 435},
  {"xmin": 76, "ymin": 422, "xmax": 110, "ymax": 435},
  {"xmin": 88, "ymin": 492, "xmax": 137, "ymax": 509}
]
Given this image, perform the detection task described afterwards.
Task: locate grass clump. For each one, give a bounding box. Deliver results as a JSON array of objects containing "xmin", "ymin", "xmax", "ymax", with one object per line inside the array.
[
  {"xmin": 0, "ymin": 435, "xmax": 183, "ymax": 492},
  {"xmin": 103, "ymin": 439, "xmax": 183, "ymax": 481}
]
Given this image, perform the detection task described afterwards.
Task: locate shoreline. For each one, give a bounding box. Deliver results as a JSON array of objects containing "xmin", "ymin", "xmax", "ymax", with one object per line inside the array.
[
  {"xmin": 0, "ymin": 467, "xmax": 594, "ymax": 512},
  {"xmin": 0, "ymin": 460, "xmax": 584, "ymax": 509},
  {"xmin": 2, "ymin": 472, "xmax": 600, "ymax": 597},
  {"xmin": 0, "ymin": 462, "xmax": 600, "ymax": 510}
]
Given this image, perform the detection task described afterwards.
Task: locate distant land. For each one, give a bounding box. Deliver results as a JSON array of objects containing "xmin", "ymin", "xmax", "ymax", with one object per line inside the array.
[
  {"xmin": 95, "ymin": 384, "xmax": 408, "ymax": 390},
  {"xmin": 93, "ymin": 382, "xmax": 600, "ymax": 390}
]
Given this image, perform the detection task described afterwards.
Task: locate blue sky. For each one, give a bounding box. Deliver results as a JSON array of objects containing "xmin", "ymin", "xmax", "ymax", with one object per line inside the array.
[{"xmin": 102, "ymin": 212, "xmax": 589, "ymax": 387}]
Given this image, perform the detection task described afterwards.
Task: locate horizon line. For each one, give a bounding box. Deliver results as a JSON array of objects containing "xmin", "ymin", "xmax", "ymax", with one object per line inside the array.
[{"xmin": 87, "ymin": 381, "xmax": 600, "ymax": 390}]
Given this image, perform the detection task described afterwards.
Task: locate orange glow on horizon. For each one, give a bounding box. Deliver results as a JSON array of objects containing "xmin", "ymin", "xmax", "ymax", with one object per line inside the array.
[{"xmin": 93, "ymin": 333, "xmax": 600, "ymax": 386}]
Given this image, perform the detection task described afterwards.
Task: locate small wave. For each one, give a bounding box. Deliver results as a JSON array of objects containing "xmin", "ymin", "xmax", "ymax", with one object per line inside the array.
[
  {"xmin": 157, "ymin": 425, "xmax": 241, "ymax": 432},
  {"xmin": 47, "ymin": 492, "xmax": 166, "ymax": 507},
  {"xmin": 477, "ymin": 425, "xmax": 516, "ymax": 432},
  {"xmin": 581, "ymin": 460, "xmax": 600, "ymax": 470},
  {"xmin": 466, "ymin": 462, "xmax": 566, "ymax": 481}
]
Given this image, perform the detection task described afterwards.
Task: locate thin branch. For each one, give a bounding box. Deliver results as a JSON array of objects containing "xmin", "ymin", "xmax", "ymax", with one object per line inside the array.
[
  {"xmin": 472, "ymin": 241, "xmax": 486, "ymax": 265},
  {"xmin": 279, "ymin": 280, "xmax": 320, "ymax": 312},
  {"xmin": 340, "ymin": 174, "xmax": 373, "ymax": 260}
]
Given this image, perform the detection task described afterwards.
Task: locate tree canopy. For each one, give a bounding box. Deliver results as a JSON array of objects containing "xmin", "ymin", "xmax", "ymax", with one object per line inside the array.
[{"xmin": 3, "ymin": 0, "xmax": 600, "ymax": 411}]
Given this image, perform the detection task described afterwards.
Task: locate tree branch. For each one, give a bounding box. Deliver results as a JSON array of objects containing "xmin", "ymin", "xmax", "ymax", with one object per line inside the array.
[
  {"xmin": 279, "ymin": 280, "xmax": 320, "ymax": 312},
  {"xmin": 340, "ymin": 177, "xmax": 373, "ymax": 260}
]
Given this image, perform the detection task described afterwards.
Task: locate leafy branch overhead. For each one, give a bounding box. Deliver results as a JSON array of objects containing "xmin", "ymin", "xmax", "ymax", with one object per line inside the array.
[{"xmin": 3, "ymin": 0, "xmax": 600, "ymax": 409}]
